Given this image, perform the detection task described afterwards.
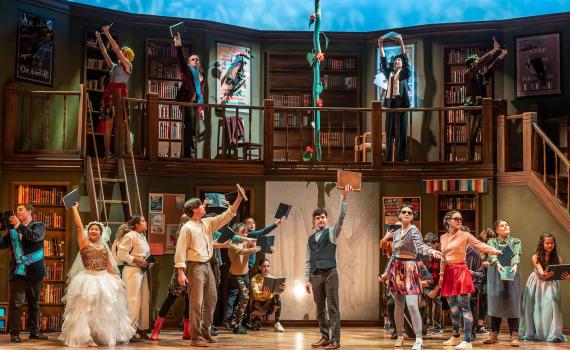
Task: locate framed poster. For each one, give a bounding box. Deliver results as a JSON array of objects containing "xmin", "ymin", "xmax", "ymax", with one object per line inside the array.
[
  {"xmin": 376, "ymin": 44, "xmax": 415, "ymax": 107},
  {"xmin": 216, "ymin": 43, "xmax": 251, "ymax": 105},
  {"xmin": 150, "ymin": 213, "xmax": 165, "ymax": 234},
  {"xmin": 149, "ymin": 193, "xmax": 163, "ymax": 213},
  {"xmin": 382, "ymin": 196, "xmax": 421, "ymax": 231},
  {"xmin": 516, "ymin": 33, "xmax": 561, "ymax": 97},
  {"xmin": 16, "ymin": 11, "xmax": 55, "ymax": 86},
  {"xmin": 148, "ymin": 193, "xmax": 185, "ymax": 254}
]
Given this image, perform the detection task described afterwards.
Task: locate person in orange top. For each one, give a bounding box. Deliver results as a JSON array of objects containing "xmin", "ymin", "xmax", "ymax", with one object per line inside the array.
[{"xmin": 438, "ymin": 210, "xmax": 500, "ymax": 350}]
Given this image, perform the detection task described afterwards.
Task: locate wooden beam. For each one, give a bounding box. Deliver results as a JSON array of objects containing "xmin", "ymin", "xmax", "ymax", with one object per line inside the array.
[
  {"xmin": 264, "ymin": 99, "xmax": 275, "ymax": 169},
  {"xmin": 522, "ymin": 112, "xmax": 537, "ymax": 172},
  {"xmin": 371, "ymin": 101, "xmax": 383, "ymax": 170}
]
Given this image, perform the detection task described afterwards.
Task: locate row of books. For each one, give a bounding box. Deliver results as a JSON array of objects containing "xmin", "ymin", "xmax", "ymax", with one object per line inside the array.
[
  {"xmin": 44, "ymin": 238, "xmax": 65, "ymax": 257},
  {"xmin": 273, "ymin": 113, "xmax": 311, "ymax": 128},
  {"xmin": 322, "ymin": 57, "xmax": 357, "ymax": 70},
  {"xmin": 86, "ymin": 77, "xmax": 106, "ymax": 91},
  {"xmin": 17, "ymin": 185, "xmax": 65, "ymax": 206},
  {"xmin": 320, "ymin": 131, "xmax": 356, "ymax": 147},
  {"xmin": 448, "ymin": 68, "xmax": 467, "ymax": 83},
  {"xmin": 148, "ymin": 80, "xmax": 180, "ymax": 99},
  {"xmin": 446, "ymin": 125, "xmax": 481, "ymax": 143},
  {"xmin": 20, "ymin": 312, "xmax": 63, "ymax": 331},
  {"xmin": 269, "ymin": 93, "xmax": 312, "ymax": 107},
  {"xmin": 86, "ymin": 58, "xmax": 107, "ymax": 70},
  {"xmin": 439, "ymin": 196, "xmax": 477, "ymax": 210},
  {"xmin": 158, "ymin": 121, "xmax": 182, "ymax": 140},
  {"xmin": 448, "ymin": 152, "xmax": 482, "ymax": 161},
  {"xmin": 446, "ymin": 48, "xmax": 485, "ymax": 65},
  {"xmin": 33, "ymin": 211, "xmax": 65, "ymax": 230},
  {"xmin": 148, "ymin": 61, "xmax": 181, "ymax": 80},
  {"xmin": 45, "ymin": 262, "xmax": 65, "ymax": 281},
  {"xmin": 158, "ymin": 104, "xmax": 183, "ymax": 120},
  {"xmin": 322, "ymin": 74, "xmax": 357, "ymax": 89},
  {"xmin": 147, "ymin": 42, "xmax": 190, "ymax": 58},
  {"xmin": 158, "ymin": 141, "xmax": 182, "ymax": 158},
  {"xmin": 446, "ymin": 109, "xmax": 466, "ymax": 123},
  {"xmin": 522, "ymin": 80, "xmax": 554, "ymax": 92},
  {"xmin": 40, "ymin": 284, "xmax": 64, "ymax": 304},
  {"xmin": 445, "ymin": 86, "xmax": 466, "ymax": 104}
]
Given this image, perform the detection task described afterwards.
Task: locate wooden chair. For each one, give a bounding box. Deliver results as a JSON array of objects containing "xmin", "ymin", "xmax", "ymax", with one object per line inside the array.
[
  {"xmin": 216, "ymin": 115, "xmax": 262, "ymax": 160},
  {"xmin": 354, "ymin": 132, "xmax": 386, "ymax": 162}
]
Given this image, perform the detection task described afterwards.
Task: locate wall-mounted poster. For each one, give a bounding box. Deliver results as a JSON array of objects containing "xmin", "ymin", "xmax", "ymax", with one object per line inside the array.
[
  {"xmin": 216, "ymin": 43, "xmax": 251, "ymax": 105},
  {"xmin": 149, "ymin": 193, "xmax": 163, "ymax": 213},
  {"xmin": 166, "ymin": 224, "xmax": 179, "ymax": 252},
  {"xmin": 148, "ymin": 193, "xmax": 185, "ymax": 254},
  {"xmin": 376, "ymin": 44, "xmax": 415, "ymax": 107},
  {"xmin": 516, "ymin": 33, "xmax": 561, "ymax": 97},
  {"xmin": 382, "ymin": 196, "xmax": 421, "ymax": 231},
  {"xmin": 150, "ymin": 213, "xmax": 165, "ymax": 234},
  {"xmin": 16, "ymin": 11, "xmax": 55, "ymax": 86}
]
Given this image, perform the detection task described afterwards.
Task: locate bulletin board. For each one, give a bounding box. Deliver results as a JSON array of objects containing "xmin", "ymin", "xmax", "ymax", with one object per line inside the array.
[
  {"xmin": 382, "ymin": 196, "xmax": 421, "ymax": 231},
  {"xmin": 148, "ymin": 193, "xmax": 185, "ymax": 255}
]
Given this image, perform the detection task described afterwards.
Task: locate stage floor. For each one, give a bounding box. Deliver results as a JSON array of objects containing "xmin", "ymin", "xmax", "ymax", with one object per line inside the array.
[{"xmin": 0, "ymin": 327, "xmax": 568, "ymax": 349}]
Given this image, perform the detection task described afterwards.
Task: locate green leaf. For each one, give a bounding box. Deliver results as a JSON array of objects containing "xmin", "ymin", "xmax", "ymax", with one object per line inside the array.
[
  {"xmin": 320, "ymin": 32, "xmax": 329, "ymax": 50},
  {"xmin": 309, "ymin": 17, "xmax": 315, "ymax": 29},
  {"xmin": 315, "ymin": 82, "xmax": 323, "ymax": 95},
  {"xmin": 306, "ymin": 52, "xmax": 316, "ymax": 67}
]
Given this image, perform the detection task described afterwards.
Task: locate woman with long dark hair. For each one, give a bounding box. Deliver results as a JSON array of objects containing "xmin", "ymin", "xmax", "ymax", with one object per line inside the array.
[
  {"xmin": 519, "ymin": 233, "xmax": 570, "ymax": 342},
  {"xmin": 439, "ymin": 211, "xmax": 500, "ymax": 350}
]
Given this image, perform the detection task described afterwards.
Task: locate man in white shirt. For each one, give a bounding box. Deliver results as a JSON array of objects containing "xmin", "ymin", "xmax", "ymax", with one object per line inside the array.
[{"xmin": 175, "ymin": 185, "xmax": 244, "ymax": 347}]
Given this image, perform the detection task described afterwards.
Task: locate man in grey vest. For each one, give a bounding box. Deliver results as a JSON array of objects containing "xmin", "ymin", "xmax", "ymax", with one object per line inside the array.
[{"xmin": 305, "ymin": 184, "xmax": 353, "ymax": 350}]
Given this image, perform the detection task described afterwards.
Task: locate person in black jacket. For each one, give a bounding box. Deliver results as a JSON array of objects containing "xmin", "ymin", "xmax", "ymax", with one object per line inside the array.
[
  {"xmin": 378, "ymin": 34, "xmax": 410, "ymax": 162},
  {"xmin": 0, "ymin": 204, "xmax": 47, "ymax": 343},
  {"xmin": 173, "ymin": 32, "xmax": 206, "ymax": 158}
]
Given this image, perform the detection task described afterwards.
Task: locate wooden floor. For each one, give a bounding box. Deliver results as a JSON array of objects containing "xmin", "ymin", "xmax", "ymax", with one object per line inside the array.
[{"xmin": 0, "ymin": 327, "xmax": 569, "ymax": 349}]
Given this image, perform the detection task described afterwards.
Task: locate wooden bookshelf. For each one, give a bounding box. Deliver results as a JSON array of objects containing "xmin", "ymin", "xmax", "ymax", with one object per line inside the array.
[
  {"xmin": 145, "ymin": 38, "xmax": 191, "ymax": 100},
  {"xmin": 157, "ymin": 103, "xmax": 184, "ymax": 158},
  {"xmin": 10, "ymin": 182, "xmax": 70, "ymax": 332},
  {"xmin": 441, "ymin": 44, "xmax": 493, "ymax": 162},
  {"xmin": 266, "ymin": 51, "xmax": 360, "ymax": 162},
  {"xmin": 435, "ymin": 191, "xmax": 479, "ymax": 237}
]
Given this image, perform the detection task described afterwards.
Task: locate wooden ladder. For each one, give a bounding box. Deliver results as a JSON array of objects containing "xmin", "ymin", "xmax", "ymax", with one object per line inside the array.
[{"xmin": 84, "ymin": 92, "xmax": 142, "ymax": 225}]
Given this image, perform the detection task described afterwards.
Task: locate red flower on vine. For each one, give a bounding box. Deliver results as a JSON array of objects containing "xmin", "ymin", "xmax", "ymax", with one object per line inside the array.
[
  {"xmin": 306, "ymin": 146, "xmax": 315, "ymax": 153},
  {"xmin": 310, "ymin": 14, "xmax": 317, "ymax": 19},
  {"xmin": 316, "ymin": 98, "xmax": 323, "ymax": 107},
  {"xmin": 316, "ymin": 52, "xmax": 325, "ymax": 62}
]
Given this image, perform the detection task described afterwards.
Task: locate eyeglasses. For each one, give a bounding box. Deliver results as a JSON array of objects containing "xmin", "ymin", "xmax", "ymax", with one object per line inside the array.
[
  {"xmin": 401, "ymin": 210, "xmax": 413, "ymax": 215},
  {"xmin": 450, "ymin": 217, "xmax": 463, "ymax": 222},
  {"xmin": 191, "ymin": 58, "xmax": 199, "ymax": 61}
]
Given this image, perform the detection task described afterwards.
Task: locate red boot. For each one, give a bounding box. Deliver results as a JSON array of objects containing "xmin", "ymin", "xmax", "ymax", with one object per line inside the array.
[
  {"xmin": 150, "ymin": 316, "xmax": 165, "ymax": 341},
  {"xmin": 182, "ymin": 319, "xmax": 191, "ymax": 340}
]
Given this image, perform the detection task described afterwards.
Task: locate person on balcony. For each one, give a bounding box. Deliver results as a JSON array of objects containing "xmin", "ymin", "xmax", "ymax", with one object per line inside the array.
[
  {"xmin": 173, "ymin": 32, "xmax": 206, "ymax": 158},
  {"xmin": 95, "ymin": 25, "xmax": 134, "ymax": 159},
  {"xmin": 378, "ymin": 33, "xmax": 410, "ymax": 162},
  {"xmin": 463, "ymin": 38, "xmax": 508, "ymax": 160}
]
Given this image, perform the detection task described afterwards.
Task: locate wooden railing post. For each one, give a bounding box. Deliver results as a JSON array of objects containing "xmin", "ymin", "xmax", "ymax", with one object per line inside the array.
[
  {"xmin": 523, "ymin": 111, "xmax": 537, "ymax": 172},
  {"xmin": 147, "ymin": 93, "xmax": 159, "ymax": 161},
  {"xmin": 77, "ymin": 84, "xmax": 86, "ymax": 156},
  {"xmin": 371, "ymin": 100, "xmax": 383, "ymax": 170},
  {"xmin": 264, "ymin": 99, "xmax": 274, "ymax": 168},
  {"xmin": 3, "ymin": 82, "xmax": 17, "ymax": 158},
  {"xmin": 496, "ymin": 113, "xmax": 506, "ymax": 173},
  {"xmin": 114, "ymin": 89, "xmax": 124, "ymax": 157},
  {"xmin": 481, "ymin": 98, "xmax": 494, "ymax": 166}
]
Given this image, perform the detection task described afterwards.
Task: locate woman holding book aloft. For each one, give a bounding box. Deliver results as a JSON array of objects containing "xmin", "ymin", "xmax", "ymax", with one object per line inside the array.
[
  {"xmin": 59, "ymin": 203, "xmax": 134, "ymax": 347},
  {"xmin": 484, "ymin": 219, "xmax": 522, "ymax": 346}
]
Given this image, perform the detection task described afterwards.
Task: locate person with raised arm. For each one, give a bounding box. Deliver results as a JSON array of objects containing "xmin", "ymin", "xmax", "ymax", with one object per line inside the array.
[
  {"xmin": 94, "ymin": 25, "xmax": 134, "ymax": 159},
  {"xmin": 59, "ymin": 203, "xmax": 134, "ymax": 347}
]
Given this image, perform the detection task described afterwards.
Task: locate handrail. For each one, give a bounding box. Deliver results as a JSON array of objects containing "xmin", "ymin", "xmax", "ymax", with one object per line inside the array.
[
  {"xmin": 16, "ymin": 91, "xmax": 80, "ymax": 96},
  {"xmin": 533, "ymin": 123, "xmax": 570, "ymax": 168}
]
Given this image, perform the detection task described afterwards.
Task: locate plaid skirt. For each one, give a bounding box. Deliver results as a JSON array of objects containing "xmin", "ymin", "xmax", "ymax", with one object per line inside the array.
[{"xmin": 387, "ymin": 258, "xmax": 422, "ymax": 295}]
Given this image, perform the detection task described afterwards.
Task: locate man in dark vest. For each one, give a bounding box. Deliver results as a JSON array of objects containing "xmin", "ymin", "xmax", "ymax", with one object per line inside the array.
[
  {"xmin": 304, "ymin": 184, "xmax": 353, "ymax": 350},
  {"xmin": 0, "ymin": 204, "xmax": 47, "ymax": 342}
]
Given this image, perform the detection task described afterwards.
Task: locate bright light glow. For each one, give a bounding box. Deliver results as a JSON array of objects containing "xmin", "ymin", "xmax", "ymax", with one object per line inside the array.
[{"xmin": 292, "ymin": 280, "xmax": 306, "ymax": 300}]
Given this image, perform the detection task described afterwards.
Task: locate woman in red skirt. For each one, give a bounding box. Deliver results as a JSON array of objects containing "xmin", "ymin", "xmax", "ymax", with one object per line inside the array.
[
  {"xmin": 95, "ymin": 25, "xmax": 134, "ymax": 158},
  {"xmin": 439, "ymin": 210, "xmax": 500, "ymax": 350}
]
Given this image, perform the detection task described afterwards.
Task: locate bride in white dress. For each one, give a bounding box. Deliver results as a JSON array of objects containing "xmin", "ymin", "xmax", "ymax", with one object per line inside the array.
[{"xmin": 58, "ymin": 203, "xmax": 135, "ymax": 347}]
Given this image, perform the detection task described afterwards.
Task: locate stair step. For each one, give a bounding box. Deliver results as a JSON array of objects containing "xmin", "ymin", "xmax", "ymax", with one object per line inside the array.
[
  {"xmin": 99, "ymin": 199, "xmax": 129, "ymax": 204},
  {"xmin": 95, "ymin": 177, "xmax": 125, "ymax": 183}
]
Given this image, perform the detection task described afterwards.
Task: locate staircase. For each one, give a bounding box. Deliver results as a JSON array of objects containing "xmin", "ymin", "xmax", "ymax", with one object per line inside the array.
[{"xmin": 84, "ymin": 92, "xmax": 142, "ymax": 225}]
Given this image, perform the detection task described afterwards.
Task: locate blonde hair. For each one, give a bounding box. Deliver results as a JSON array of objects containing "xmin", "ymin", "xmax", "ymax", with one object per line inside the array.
[
  {"xmin": 114, "ymin": 223, "xmax": 130, "ymax": 242},
  {"xmin": 121, "ymin": 46, "xmax": 135, "ymax": 62}
]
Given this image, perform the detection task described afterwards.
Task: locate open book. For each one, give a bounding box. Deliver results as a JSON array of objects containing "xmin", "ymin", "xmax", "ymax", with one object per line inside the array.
[{"xmin": 262, "ymin": 276, "xmax": 286, "ymax": 294}]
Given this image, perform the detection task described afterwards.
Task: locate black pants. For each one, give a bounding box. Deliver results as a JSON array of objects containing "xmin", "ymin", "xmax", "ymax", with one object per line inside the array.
[
  {"xmin": 310, "ymin": 268, "xmax": 340, "ymax": 342},
  {"xmin": 9, "ymin": 278, "xmax": 43, "ymax": 335},
  {"xmin": 491, "ymin": 316, "xmax": 519, "ymax": 334},
  {"xmin": 158, "ymin": 292, "xmax": 190, "ymax": 319},
  {"xmin": 184, "ymin": 106, "xmax": 197, "ymax": 158},
  {"xmin": 384, "ymin": 111, "xmax": 408, "ymax": 161}
]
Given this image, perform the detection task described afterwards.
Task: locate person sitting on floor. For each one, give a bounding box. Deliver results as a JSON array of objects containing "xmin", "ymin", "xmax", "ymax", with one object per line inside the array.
[{"xmin": 250, "ymin": 258, "xmax": 286, "ymax": 332}]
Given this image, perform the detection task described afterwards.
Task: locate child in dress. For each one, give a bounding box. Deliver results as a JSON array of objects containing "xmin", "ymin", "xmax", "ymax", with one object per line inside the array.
[
  {"xmin": 59, "ymin": 203, "xmax": 135, "ymax": 347},
  {"xmin": 520, "ymin": 233, "xmax": 570, "ymax": 342}
]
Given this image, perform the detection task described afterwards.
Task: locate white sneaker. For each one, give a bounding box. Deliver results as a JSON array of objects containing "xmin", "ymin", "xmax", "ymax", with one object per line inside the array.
[
  {"xmin": 394, "ymin": 336, "xmax": 404, "ymax": 347},
  {"xmin": 455, "ymin": 341, "xmax": 472, "ymax": 350},
  {"xmin": 274, "ymin": 322, "xmax": 285, "ymax": 332},
  {"xmin": 411, "ymin": 342, "xmax": 423, "ymax": 350},
  {"xmin": 443, "ymin": 336, "xmax": 462, "ymax": 346}
]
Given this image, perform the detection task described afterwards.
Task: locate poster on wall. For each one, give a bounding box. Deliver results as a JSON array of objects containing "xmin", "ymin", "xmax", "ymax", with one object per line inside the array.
[
  {"xmin": 16, "ymin": 11, "xmax": 55, "ymax": 86},
  {"xmin": 516, "ymin": 33, "xmax": 561, "ymax": 97},
  {"xmin": 382, "ymin": 196, "xmax": 421, "ymax": 231},
  {"xmin": 150, "ymin": 213, "xmax": 165, "ymax": 234},
  {"xmin": 216, "ymin": 43, "xmax": 251, "ymax": 106},
  {"xmin": 166, "ymin": 224, "xmax": 179, "ymax": 252},
  {"xmin": 149, "ymin": 193, "xmax": 163, "ymax": 213},
  {"xmin": 376, "ymin": 44, "xmax": 415, "ymax": 107},
  {"xmin": 148, "ymin": 193, "xmax": 185, "ymax": 254}
]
